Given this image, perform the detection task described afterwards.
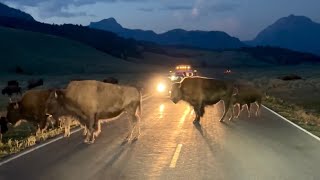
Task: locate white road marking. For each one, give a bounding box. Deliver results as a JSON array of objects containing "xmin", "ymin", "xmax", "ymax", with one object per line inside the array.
[
  {"xmin": 263, "ymin": 105, "xmax": 320, "ymax": 142},
  {"xmin": 169, "ymin": 144, "xmax": 183, "ymax": 168},
  {"xmin": 0, "ymin": 94, "xmax": 152, "ymax": 166}
]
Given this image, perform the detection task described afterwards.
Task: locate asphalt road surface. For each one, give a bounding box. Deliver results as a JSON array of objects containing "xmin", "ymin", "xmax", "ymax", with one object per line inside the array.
[{"xmin": 1, "ymin": 97, "xmax": 320, "ymax": 180}]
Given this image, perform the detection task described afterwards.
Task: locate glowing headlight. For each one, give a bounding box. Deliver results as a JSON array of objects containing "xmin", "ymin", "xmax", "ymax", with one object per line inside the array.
[
  {"xmin": 170, "ymin": 75, "xmax": 178, "ymax": 81},
  {"xmin": 157, "ymin": 83, "xmax": 166, "ymax": 92}
]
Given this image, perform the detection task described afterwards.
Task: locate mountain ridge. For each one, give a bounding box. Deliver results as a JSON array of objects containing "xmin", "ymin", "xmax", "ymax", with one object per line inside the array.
[
  {"xmin": 248, "ymin": 14, "xmax": 320, "ymax": 55},
  {"xmin": 0, "ymin": 2, "xmax": 34, "ymax": 21},
  {"xmin": 89, "ymin": 18, "xmax": 246, "ymax": 49}
]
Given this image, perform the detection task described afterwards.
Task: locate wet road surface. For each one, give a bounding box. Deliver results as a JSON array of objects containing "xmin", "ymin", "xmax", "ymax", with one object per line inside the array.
[{"xmin": 1, "ymin": 97, "xmax": 320, "ymax": 180}]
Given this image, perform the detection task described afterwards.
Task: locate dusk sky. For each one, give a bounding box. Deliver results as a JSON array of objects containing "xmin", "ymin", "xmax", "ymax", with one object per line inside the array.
[{"xmin": 2, "ymin": 0, "xmax": 320, "ymax": 40}]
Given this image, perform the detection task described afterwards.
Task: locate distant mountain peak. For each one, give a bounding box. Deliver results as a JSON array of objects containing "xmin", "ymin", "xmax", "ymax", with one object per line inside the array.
[
  {"xmin": 89, "ymin": 17, "xmax": 123, "ymax": 32},
  {"xmin": 249, "ymin": 15, "xmax": 320, "ymax": 55},
  {"xmin": 275, "ymin": 14, "xmax": 313, "ymax": 25},
  {"xmin": 0, "ymin": 2, "xmax": 34, "ymax": 21}
]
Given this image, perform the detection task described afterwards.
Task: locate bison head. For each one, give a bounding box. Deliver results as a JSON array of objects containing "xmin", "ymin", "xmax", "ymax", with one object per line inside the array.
[
  {"xmin": 0, "ymin": 116, "xmax": 9, "ymax": 134},
  {"xmin": 170, "ymin": 83, "xmax": 182, "ymax": 104},
  {"xmin": 6, "ymin": 102, "xmax": 21, "ymax": 126},
  {"xmin": 45, "ymin": 90, "xmax": 68, "ymax": 120}
]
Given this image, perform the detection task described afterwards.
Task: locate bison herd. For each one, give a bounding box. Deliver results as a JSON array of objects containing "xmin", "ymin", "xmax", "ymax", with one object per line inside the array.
[
  {"xmin": 170, "ymin": 77, "xmax": 263, "ymax": 123},
  {"xmin": 0, "ymin": 77, "xmax": 144, "ymax": 144},
  {"xmin": 0, "ymin": 76, "xmax": 264, "ymax": 145}
]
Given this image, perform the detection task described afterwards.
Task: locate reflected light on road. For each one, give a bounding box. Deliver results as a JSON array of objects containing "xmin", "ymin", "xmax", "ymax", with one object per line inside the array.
[
  {"xmin": 159, "ymin": 104, "xmax": 165, "ymax": 119},
  {"xmin": 178, "ymin": 106, "xmax": 191, "ymax": 128}
]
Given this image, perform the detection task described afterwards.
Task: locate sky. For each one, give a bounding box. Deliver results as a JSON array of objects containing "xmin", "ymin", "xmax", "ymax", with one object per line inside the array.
[{"xmin": 2, "ymin": 0, "xmax": 320, "ymax": 40}]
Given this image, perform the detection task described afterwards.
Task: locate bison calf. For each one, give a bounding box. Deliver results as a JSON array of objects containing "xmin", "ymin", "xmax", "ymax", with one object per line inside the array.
[{"xmin": 232, "ymin": 84, "xmax": 263, "ymax": 118}]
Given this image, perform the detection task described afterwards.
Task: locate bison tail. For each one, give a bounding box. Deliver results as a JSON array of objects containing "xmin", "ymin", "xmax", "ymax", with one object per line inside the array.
[{"xmin": 139, "ymin": 91, "xmax": 142, "ymax": 117}]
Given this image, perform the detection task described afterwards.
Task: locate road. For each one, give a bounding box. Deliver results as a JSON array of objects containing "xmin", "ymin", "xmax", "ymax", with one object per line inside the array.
[{"xmin": 0, "ymin": 96, "xmax": 320, "ymax": 180}]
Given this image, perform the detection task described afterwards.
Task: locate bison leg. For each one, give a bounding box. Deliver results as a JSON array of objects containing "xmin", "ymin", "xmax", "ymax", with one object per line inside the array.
[
  {"xmin": 36, "ymin": 126, "xmax": 41, "ymax": 136},
  {"xmin": 220, "ymin": 99, "xmax": 232, "ymax": 122},
  {"xmin": 192, "ymin": 103, "xmax": 204, "ymax": 124},
  {"xmin": 82, "ymin": 126, "xmax": 88, "ymax": 136},
  {"xmin": 255, "ymin": 101, "xmax": 261, "ymax": 117},
  {"xmin": 126, "ymin": 105, "xmax": 141, "ymax": 141},
  {"xmin": 83, "ymin": 117, "xmax": 96, "ymax": 144},
  {"xmin": 193, "ymin": 106, "xmax": 201, "ymax": 124},
  {"xmin": 235, "ymin": 104, "xmax": 241, "ymax": 118},
  {"xmin": 246, "ymin": 104, "xmax": 251, "ymax": 118}
]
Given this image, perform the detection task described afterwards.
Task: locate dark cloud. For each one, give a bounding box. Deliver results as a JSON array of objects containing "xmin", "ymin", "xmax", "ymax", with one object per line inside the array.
[
  {"xmin": 163, "ymin": 5, "xmax": 193, "ymax": 11},
  {"xmin": 138, "ymin": 7, "xmax": 154, "ymax": 12},
  {"xmin": 1, "ymin": 0, "xmax": 148, "ymax": 18},
  {"xmin": 192, "ymin": 1, "xmax": 240, "ymax": 17},
  {"xmin": 209, "ymin": 2, "xmax": 239, "ymax": 12}
]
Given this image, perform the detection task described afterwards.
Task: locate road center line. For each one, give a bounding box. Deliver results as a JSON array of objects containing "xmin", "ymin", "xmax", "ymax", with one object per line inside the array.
[
  {"xmin": 0, "ymin": 94, "xmax": 152, "ymax": 166},
  {"xmin": 169, "ymin": 144, "xmax": 183, "ymax": 168}
]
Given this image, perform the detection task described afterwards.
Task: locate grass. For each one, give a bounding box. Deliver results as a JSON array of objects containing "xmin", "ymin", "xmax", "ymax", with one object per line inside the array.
[{"xmin": 0, "ymin": 121, "xmax": 81, "ymax": 159}]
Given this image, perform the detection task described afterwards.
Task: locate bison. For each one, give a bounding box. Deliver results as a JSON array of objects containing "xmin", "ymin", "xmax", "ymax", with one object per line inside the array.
[
  {"xmin": 27, "ymin": 78, "xmax": 44, "ymax": 90},
  {"xmin": 2, "ymin": 80, "xmax": 22, "ymax": 102},
  {"xmin": 170, "ymin": 77, "xmax": 237, "ymax": 123},
  {"xmin": 0, "ymin": 116, "xmax": 9, "ymax": 142},
  {"xmin": 102, "ymin": 77, "xmax": 119, "ymax": 84},
  {"xmin": 232, "ymin": 84, "xmax": 263, "ymax": 118},
  {"xmin": 6, "ymin": 89, "xmax": 56, "ymax": 134},
  {"xmin": 45, "ymin": 80, "xmax": 142, "ymax": 144}
]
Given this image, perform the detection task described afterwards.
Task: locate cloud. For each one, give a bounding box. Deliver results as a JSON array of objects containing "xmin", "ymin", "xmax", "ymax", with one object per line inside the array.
[
  {"xmin": 191, "ymin": 1, "xmax": 240, "ymax": 17},
  {"xmin": 1, "ymin": 0, "xmax": 148, "ymax": 18},
  {"xmin": 138, "ymin": 7, "xmax": 154, "ymax": 12},
  {"xmin": 162, "ymin": 5, "xmax": 193, "ymax": 11}
]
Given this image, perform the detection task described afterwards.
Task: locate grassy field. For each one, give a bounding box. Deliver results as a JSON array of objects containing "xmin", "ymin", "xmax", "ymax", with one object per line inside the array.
[{"xmin": 0, "ymin": 26, "xmax": 161, "ymax": 75}]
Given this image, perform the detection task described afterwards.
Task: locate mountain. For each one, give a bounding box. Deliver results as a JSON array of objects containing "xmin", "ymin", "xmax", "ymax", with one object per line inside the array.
[
  {"xmin": 0, "ymin": 2, "xmax": 34, "ymax": 21},
  {"xmin": 249, "ymin": 15, "xmax": 320, "ymax": 55},
  {"xmin": 89, "ymin": 18, "xmax": 245, "ymax": 49}
]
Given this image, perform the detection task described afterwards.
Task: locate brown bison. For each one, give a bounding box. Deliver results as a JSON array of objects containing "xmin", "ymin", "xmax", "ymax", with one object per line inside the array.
[
  {"xmin": 170, "ymin": 77, "xmax": 236, "ymax": 123},
  {"xmin": 2, "ymin": 80, "xmax": 22, "ymax": 102},
  {"xmin": 6, "ymin": 89, "xmax": 55, "ymax": 134},
  {"xmin": 102, "ymin": 77, "xmax": 119, "ymax": 84},
  {"xmin": 0, "ymin": 116, "xmax": 9, "ymax": 141},
  {"xmin": 232, "ymin": 84, "xmax": 263, "ymax": 118},
  {"xmin": 45, "ymin": 80, "xmax": 142, "ymax": 144},
  {"xmin": 27, "ymin": 78, "xmax": 44, "ymax": 90}
]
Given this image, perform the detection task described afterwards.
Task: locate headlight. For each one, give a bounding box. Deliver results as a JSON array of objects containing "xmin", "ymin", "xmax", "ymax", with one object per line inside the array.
[
  {"xmin": 170, "ymin": 75, "xmax": 178, "ymax": 81},
  {"xmin": 157, "ymin": 83, "xmax": 166, "ymax": 93}
]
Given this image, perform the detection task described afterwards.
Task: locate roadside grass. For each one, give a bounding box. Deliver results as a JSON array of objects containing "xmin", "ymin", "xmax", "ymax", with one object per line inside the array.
[
  {"xmin": 0, "ymin": 121, "xmax": 80, "ymax": 159},
  {"xmin": 264, "ymin": 95, "xmax": 320, "ymax": 137}
]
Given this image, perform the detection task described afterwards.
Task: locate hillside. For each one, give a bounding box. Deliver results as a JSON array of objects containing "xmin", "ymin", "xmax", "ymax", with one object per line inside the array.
[
  {"xmin": 0, "ymin": 26, "xmax": 154, "ymax": 74},
  {"xmin": 0, "ymin": 2, "xmax": 34, "ymax": 21},
  {"xmin": 137, "ymin": 45, "xmax": 320, "ymax": 68},
  {"xmin": 0, "ymin": 16, "xmax": 142, "ymax": 59},
  {"xmin": 248, "ymin": 15, "xmax": 320, "ymax": 55},
  {"xmin": 89, "ymin": 18, "xmax": 245, "ymax": 50}
]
